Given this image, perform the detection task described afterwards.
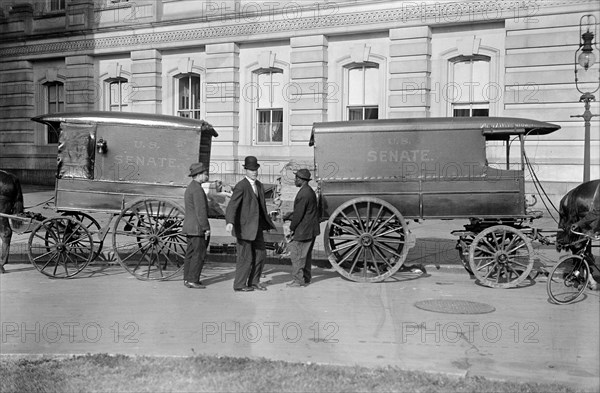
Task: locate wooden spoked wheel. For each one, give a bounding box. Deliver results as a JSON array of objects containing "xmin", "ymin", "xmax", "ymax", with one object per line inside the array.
[
  {"xmin": 456, "ymin": 235, "xmax": 475, "ymax": 275},
  {"xmin": 112, "ymin": 199, "xmax": 186, "ymax": 281},
  {"xmin": 324, "ymin": 197, "xmax": 410, "ymax": 282},
  {"xmin": 60, "ymin": 211, "xmax": 103, "ymax": 261},
  {"xmin": 28, "ymin": 217, "xmax": 94, "ymax": 278},
  {"xmin": 468, "ymin": 225, "xmax": 533, "ymax": 288}
]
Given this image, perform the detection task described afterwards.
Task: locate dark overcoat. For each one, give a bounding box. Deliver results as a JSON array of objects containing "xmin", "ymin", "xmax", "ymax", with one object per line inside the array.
[
  {"xmin": 182, "ymin": 181, "xmax": 210, "ymax": 236},
  {"xmin": 290, "ymin": 184, "xmax": 320, "ymax": 241},
  {"xmin": 225, "ymin": 178, "xmax": 276, "ymax": 241}
]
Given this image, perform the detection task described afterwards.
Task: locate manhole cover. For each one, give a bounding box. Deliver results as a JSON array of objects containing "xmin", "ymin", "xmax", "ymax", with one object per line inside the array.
[{"xmin": 414, "ymin": 299, "xmax": 495, "ymax": 314}]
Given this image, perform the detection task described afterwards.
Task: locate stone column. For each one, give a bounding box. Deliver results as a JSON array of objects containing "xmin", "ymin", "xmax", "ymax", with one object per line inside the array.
[
  {"xmin": 0, "ymin": 61, "xmax": 34, "ymax": 145},
  {"xmin": 289, "ymin": 35, "xmax": 328, "ymax": 145},
  {"xmin": 65, "ymin": 55, "xmax": 96, "ymax": 112},
  {"xmin": 388, "ymin": 26, "xmax": 432, "ymax": 118},
  {"xmin": 205, "ymin": 42, "xmax": 240, "ymax": 183},
  {"xmin": 130, "ymin": 49, "xmax": 162, "ymax": 114}
]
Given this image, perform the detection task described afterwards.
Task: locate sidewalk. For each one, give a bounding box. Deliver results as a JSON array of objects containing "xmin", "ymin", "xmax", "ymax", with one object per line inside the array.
[{"xmin": 2, "ymin": 187, "xmax": 598, "ymax": 391}]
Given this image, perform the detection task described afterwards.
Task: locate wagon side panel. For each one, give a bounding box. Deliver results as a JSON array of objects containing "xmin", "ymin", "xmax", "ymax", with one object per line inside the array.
[{"xmin": 55, "ymin": 123, "xmax": 201, "ymax": 213}]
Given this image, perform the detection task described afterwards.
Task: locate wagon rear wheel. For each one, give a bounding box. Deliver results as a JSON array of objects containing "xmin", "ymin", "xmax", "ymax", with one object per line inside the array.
[
  {"xmin": 324, "ymin": 197, "xmax": 410, "ymax": 282},
  {"xmin": 468, "ymin": 225, "xmax": 533, "ymax": 288},
  {"xmin": 112, "ymin": 198, "xmax": 186, "ymax": 281},
  {"xmin": 28, "ymin": 217, "xmax": 94, "ymax": 278}
]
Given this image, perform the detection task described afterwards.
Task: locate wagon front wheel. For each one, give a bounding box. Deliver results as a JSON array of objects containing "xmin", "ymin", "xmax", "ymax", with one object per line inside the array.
[
  {"xmin": 324, "ymin": 197, "xmax": 410, "ymax": 282},
  {"xmin": 112, "ymin": 199, "xmax": 186, "ymax": 281},
  {"xmin": 28, "ymin": 217, "xmax": 94, "ymax": 278},
  {"xmin": 468, "ymin": 225, "xmax": 533, "ymax": 288}
]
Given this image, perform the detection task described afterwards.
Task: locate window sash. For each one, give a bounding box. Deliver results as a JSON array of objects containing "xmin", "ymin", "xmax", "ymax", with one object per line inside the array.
[
  {"xmin": 108, "ymin": 80, "xmax": 128, "ymax": 111},
  {"xmin": 450, "ymin": 58, "xmax": 490, "ymax": 117},
  {"xmin": 46, "ymin": 82, "xmax": 64, "ymax": 143},
  {"xmin": 347, "ymin": 65, "xmax": 379, "ymax": 120},
  {"xmin": 177, "ymin": 74, "xmax": 201, "ymax": 119},
  {"xmin": 348, "ymin": 106, "xmax": 378, "ymax": 121},
  {"xmin": 49, "ymin": 0, "xmax": 66, "ymax": 11}
]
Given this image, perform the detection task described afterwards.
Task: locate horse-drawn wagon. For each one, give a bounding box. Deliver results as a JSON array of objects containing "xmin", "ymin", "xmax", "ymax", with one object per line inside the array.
[
  {"xmin": 309, "ymin": 117, "xmax": 561, "ymax": 287},
  {"xmin": 2, "ymin": 111, "xmax": 219, "ymax": 280}
]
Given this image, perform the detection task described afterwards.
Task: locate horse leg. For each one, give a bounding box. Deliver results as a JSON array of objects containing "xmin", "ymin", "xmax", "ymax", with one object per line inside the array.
[{"xmin": 0, "ymin": 220, "xmax": 11, "ymax": 274}]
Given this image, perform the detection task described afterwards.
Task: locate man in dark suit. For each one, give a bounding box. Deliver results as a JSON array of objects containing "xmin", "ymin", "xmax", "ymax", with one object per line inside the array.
[
  {"xmin": 285, "ymin": 169, "xmax": 320, "ymax": 287},
  {"xmin": 225, "ymin": 156, "xmax": 276, "ymax": 292},
  {"xmin": 182, "ymin": 162, "xmax": 211, "ymax": 289}
]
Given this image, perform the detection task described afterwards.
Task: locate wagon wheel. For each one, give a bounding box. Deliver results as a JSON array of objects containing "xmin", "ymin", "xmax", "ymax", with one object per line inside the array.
[
  {"xmin": 456, "ymin": 235, "xmax": 475, "ymax": 275},
  {"xmin": 112, "ymin": 198, "xmax": 186, "ymax": 281},
  {"xmin": 28, "ymin": 217, "xmax": 94, "ymax": 278},
  {"xmin": 59, "ymin": 211, "xmax": 103, "ymax": 261},
  {"xmin": 468, "ymin": 225, "xmax": 534, "ymax": 288},
  {"xmin": 324, "ymin": 197, "xmax": 410, "ymax": 282}
]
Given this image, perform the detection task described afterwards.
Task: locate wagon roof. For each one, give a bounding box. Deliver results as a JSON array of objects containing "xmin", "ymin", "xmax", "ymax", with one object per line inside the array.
[
  {"xmin": 311, "ymin": 117, "xmax": 560, "ymax": 143},
  {"xmin": 31, "ymin": 111, "xmax": 218, "ymax": 136}
]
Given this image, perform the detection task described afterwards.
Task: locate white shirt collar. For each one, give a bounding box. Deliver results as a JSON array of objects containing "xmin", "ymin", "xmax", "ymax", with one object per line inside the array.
[{"xmin": 245, "ymin": 176, "xmax": 256, "ymax": 186}]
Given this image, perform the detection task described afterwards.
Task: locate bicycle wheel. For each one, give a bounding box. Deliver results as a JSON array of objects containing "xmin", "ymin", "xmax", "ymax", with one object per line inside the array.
[{"xmin": 547, "ymin": 255, "xmax": 590, "ymax": 304}]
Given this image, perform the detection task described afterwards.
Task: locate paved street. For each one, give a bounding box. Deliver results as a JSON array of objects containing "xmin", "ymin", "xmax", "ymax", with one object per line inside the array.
[{"xmin": 1, "ymin": 188, "xmax": 599, "ymax": 391}]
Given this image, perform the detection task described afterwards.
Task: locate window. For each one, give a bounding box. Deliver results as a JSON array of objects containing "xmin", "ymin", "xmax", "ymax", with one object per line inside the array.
[
  {"xmin": 45, "ymin": 81, "xmax": 64, "ymax": 144},
  {"xmin": 255, "ymin": 69, "xmax": 283, "ymax": 144},
  {"xmin": 449, "ymin": 56, "xmax": 490, "ymax": 117},
  {"xmin": 347, "ymin": 64, "xmax": 379, "ymax": 120},
  {"xmin": 48, "ymin": 0, "xmax": 65, "ymax": 11},
  {"xmin": 177, "ymin": 74, "xmax": 201, "ymax": 119},
  {"xmin": 107, "ymin": 78, "xmax": 129, "ymax": 111}
]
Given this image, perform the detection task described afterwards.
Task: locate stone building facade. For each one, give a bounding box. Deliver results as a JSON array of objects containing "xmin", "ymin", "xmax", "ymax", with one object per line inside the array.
[{"xmin": 0, "ymin": 0, "xmax": 598, "ymax": 205}]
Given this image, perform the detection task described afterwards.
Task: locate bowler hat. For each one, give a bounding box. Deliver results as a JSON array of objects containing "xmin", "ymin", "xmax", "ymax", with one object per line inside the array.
[
  {"xmin": 188, "ymin": 162, "xmax": 207, "ymax": 177},
  {"xmin": 294, "ymin": 168, "xmax": 312, "ymax": 181},
  {"xmin": 243, "ymin": 156, "xmax": 260, "ymax": 170}
]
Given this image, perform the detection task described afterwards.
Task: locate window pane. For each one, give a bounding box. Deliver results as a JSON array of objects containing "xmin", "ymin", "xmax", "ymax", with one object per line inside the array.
[
  {"xmin": 271, "ymin": 110, "xmax": 283, "ymax": 142},
  {"xmin": 121, "ymin": 82, "xmax": 129, "ymax": 105},
  {"xmin": 364, "ymin": 107, "xmax": 378, "ymax": 119},
  {"xmin": 179, "ymin": 77, "xmax": 189, "ymax": 109},
  {"xmin": 271, "ymin": 71, "xmax": 284, "ymax": 107},
  {"xmin": 257, "ymin": 72, "xmax": 283, "ymax": 108},
  {"xmin": 453, "ymin": 62, "xmax": 471, "ymax": 103},
  {"xmin": 347, "ymin": 68, "xmax": 364, "ymax": 106},
  {"xmin": 364, "ymin": 67, "xmax": 379, "ymax": 105},
  {"xmin": 471, "ymin": 60, "xmax": 489, "ymax": 103},
  {"xmin": 472, "ymin": 108, "xmax": 489, "ymax": 117},
  {"xmin": 453, "ymin": 108, "xmax": 471, "ymax": 117},
  {"xmin": 348, "ymin": 107, "xmax": 363, "ymax": 120},
  {"xmin": 191, "ymin": 76, "xmax": 201, "ymax": 110},
  {"xmin": 110, "ymin": 82, "xmax": 120, "ymax": 106}
]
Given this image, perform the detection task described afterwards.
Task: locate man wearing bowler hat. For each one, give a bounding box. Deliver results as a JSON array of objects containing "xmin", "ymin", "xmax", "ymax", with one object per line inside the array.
[
  {"xmin": 225, "ymin": 156, "xmax": 276, "ymax": 292},
  {"xmin": 284, "ymin": 168, "xmax": 320, "ymax": 287},
  {"xmin": 182, "ymin": 162, "xmax": 211, "ymax": 289}
]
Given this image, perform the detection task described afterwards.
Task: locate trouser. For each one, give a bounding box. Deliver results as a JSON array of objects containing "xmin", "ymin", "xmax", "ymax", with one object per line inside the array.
[
  {"xmin": 233, "ymin": 231, "xmax": 266, "ymax": 289},
  {"xmin": 289, "ymin": 238, "xmax": 316, "ymax": 284},
  {"xmin": 183, "ymin": 235, "xmax": 208, "ymax": 283}
]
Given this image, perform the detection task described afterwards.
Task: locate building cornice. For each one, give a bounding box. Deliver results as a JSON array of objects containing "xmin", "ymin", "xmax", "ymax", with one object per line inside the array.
[{"xmin": 0, "ymin": 0, "xmax": 595, "ymax": 59}]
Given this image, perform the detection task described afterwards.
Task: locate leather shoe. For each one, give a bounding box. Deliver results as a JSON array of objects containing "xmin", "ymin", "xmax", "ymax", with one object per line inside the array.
[
  {"xmin": 184, "ymin": 281, "xmax": 206, "ymax": 289},
  {"xmin": 234, "ymin": 287, "xmax": 254, "ymax": 292},
  {"xmin": 252, "ymin": 284, "xmax": 267, "ymax": 291},
  {"xmin": 286, "ymin": 281, "xmax": 305, "ymax": 288}
]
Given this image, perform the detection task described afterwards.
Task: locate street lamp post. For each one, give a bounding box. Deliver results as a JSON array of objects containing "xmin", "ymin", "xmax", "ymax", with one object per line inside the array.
[{"xmin": 572, "ymin": 14, "xmax": 600, "ymax": 182}]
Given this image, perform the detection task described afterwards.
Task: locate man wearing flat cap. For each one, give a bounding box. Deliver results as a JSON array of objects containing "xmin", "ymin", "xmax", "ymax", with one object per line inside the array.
[
  {"xmin": 225, "ymin": 156, "xmax": 276, "ymax": 292},
  {"xmin": 182, "ymin": 162, "xmax": 211, "ymax": 289},
  {"xmin": 284, "ymin": 168, "xmax": 320, "ymax": 287}
]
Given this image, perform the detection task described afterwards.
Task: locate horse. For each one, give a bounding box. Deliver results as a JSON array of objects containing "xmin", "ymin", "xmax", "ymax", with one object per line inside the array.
[
  {"xmin": 556, "ymin": 179, "xmax": 600, "ymax": 289},
  {"xmin": 0, "ymin": 170, "xmax": 24, "ymax": 273}
]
